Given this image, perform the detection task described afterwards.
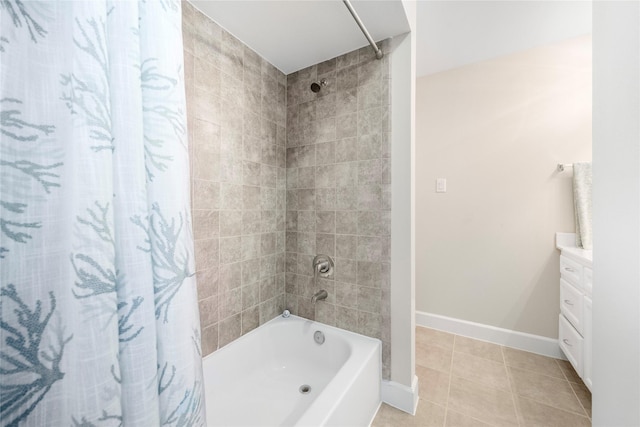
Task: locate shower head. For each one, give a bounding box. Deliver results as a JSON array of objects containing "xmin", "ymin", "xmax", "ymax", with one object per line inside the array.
[{"xmin": 310, "ymin": 78, "xmax": 328, "ymax": 93}]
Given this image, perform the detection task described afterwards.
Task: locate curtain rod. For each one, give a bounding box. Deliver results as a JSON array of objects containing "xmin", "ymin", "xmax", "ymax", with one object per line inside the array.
[{"xmin": 342, "ymin": 0, "xmax": 384, "ymax": 60}]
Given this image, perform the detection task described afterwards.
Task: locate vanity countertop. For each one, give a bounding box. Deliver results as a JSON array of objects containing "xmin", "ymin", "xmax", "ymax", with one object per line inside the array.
[{"xmin": 556, "ymin": 232, "xmax": 593, "ymax": 268}]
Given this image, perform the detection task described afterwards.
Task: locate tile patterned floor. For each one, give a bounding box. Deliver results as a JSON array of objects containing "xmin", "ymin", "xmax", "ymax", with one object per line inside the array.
[{"xmin": 372, "ymin": 327, "xmax": 591, "ymax": 427}]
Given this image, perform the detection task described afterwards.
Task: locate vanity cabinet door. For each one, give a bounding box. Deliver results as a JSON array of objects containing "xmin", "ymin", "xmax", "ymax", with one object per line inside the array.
[
  {"xmin": 560, "ymin": 279, "xmax": 583, "ymax": 334},
  {"xmin": 560, "ymin": 255, "xmax": 583, "ymax": 288},
  {"xmin": 559, "ymin": 314, "xmax": 583, "ymax": 377}
]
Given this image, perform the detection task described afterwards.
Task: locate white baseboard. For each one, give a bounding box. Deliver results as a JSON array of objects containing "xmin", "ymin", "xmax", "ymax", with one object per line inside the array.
[
  {"xmin": 381, "ymin": 375, "xmax": 419, "ymax": 415},
  {"xmin": 416, "ymin": 311, "xmax": 566, "ymax": 360}
]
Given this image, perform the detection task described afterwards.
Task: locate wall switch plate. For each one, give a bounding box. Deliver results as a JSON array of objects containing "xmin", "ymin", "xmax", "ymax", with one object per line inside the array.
[{"xmin": 436, "ymin": 178, "xmax": 447, "ymax": 193}]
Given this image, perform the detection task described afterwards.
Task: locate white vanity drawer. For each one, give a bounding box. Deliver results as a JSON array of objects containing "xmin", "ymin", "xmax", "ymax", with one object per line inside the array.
[
  {"xmin": 560, "ymin": 279, "xmax": 583, "ymax": 334},
  {"xmin": 559, "ymin": 314, "xmax": 583, "ymax": 377},
  {"xmin": 583, "ymin": 267, "xmax": 592, "ymax": 297},
  {"xmin": 560, "ymin": 255, "xmax": 583, "ymax": 288}
]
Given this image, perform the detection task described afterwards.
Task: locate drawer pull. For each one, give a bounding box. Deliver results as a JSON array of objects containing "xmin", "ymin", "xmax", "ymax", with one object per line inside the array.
[
  {"xmin": 563, "ymin": 339, "xmax": 573, "ymax": 347},
  {"xmin": 564, "ymin": 267, "xmax": 576, "ymax": 273},
  {"xmin": 564, "ymin": 299, "xmax": 574, "ymax": 306}
]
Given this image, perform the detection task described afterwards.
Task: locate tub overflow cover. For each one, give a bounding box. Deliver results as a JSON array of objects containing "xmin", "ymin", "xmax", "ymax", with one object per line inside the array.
[
  {"xmin": 314, "ymin": 330, "xmax": 325, "ymax": 345},
  {"xmin": 299, "ymin": 384, "xmax": 311, "ymax": 394}
]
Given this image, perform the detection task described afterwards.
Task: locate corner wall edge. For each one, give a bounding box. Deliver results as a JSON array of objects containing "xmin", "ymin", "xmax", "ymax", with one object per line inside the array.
[{"xmin": 381, "ymin": 375, "xmax": 419, "ymax": 415}]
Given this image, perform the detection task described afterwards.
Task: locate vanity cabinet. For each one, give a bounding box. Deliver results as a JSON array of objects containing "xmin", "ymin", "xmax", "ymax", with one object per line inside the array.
[{"xmin": 556, "ymin": 233, "xmax": 592, "ymax": 392}]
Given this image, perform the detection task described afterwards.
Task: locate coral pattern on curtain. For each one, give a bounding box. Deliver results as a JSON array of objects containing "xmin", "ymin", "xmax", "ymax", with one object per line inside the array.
[{"xmin": 0, "ymin": 1, "xmax": 206, "ymax": 425}]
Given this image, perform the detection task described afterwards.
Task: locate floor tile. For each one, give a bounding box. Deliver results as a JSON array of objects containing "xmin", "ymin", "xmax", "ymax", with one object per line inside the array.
[
  {"xmin": 444, "ymin": 409, "xmax": 493, "ymax": 427},
  {"xmin": 372, "ymin": 327, "xmax": 591, "ymax": 427},
  {"xmin": 557, "ymin": 359, "xmax": 582, "ymax": 383},
  {"xmin": 372, "ymin": 401, "xmax": 446, "ymax": 427},
  {"xmin": 372, "ymin": 403, "xmax": 414, "ymax": 427},
  {"xmin": 454, "ymin": 335, "xmax": 504, "ymax": 363},
  {"xmin": 508, "ymin": 366, "xmax": 585, "ymax": 415},
  {"xmin": 570, "ymin": 381, "xmax": 592, "ymax": 418},
  {"xmin": 417, "ymin": 365, "xmax": 450, "ymax": 406},
  {"xmin": 448, "ymin": 375, "xmax": 519, "ymax": 426},
  {"xmin": 503, "ymin": 347, "xmax": 565, "ymax": 379},
  {"xmin": 417, "ymin": 326, "xmax": 455, "ymax": 350},
  {"xmin": 451, "ymin": 351, "xmax": 511, "ymax": 392},
  {"xmin": 417, "ymin": 340, "xmax": 453, "ymax": 373},
  {"xmin": 517, "ymin": 396, "xmax": 591, "ymax": 427},
  {"xmin": 414, "ymin": 400, "xmax": 447, "ymax": 427}
]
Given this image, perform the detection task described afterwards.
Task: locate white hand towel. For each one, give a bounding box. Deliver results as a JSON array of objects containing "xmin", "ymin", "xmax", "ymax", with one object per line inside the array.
[{"xmin": 573, "ymin": 162, "xmax": 592, "ymax": 249}]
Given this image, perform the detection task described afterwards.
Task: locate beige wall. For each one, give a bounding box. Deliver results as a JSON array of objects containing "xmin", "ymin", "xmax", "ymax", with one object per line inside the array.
[{"xmin": 416, "ymin": 35, "xmax": 592, "ymax": 338}]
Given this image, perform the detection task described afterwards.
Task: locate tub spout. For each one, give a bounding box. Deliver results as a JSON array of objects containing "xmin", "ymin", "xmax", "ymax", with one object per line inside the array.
[{"xmin": 311, "ymin": 289, "xmax": 328, "ymax": 304}]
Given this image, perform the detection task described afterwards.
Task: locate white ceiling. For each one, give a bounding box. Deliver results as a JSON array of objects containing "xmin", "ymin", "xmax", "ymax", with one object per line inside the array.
[
  {"xmin": 189, "ymin": 1, "xmax": 592, "ymax": 77},
  {"xmin": 190, "ymin": 1, "xmax": 410, "ymax": 75},
  {"xmin": 417, "ymin": 1, "xmax": 592, "ymax": 76}
]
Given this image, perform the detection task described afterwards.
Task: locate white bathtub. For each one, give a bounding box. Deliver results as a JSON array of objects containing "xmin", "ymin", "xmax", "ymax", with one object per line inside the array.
[{"xmin": 202, "ymin": 314, "xmax": 382, "ymax": 426}]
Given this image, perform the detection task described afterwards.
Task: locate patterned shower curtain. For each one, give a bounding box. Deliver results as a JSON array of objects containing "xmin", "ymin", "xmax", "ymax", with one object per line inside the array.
[{"xmin": 1, "ymin": 1, "xmax": 206, "ymax": 425}]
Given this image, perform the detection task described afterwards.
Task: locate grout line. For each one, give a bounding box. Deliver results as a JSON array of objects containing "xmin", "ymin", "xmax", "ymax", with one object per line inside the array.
[
  {"xmin": 567, "ymin": 380, "xmax": 591, "ymax": 419},
  {"xmin": 504, "ymin": 357, "xmax": 569, "ymax": 382},
  {"xmin": 508, "ymin": 363, "xmax": 590, "ymax": 419},
  {"xmin": 508, "ymin": 365, "xmax": 589, "ymax": 418},
  {"xmin": 443, "ymin": 334, "xmax": 455, "ymax": 427},
  {"xmin": 504, "ymin": 346, "xmax": 523, "ymax": 427},
  {"xmin": 554, "ymin": 358, "xmax": 591, "ymax": 417},
  {"xmin": 513, "ymin": 359, "xmax": 589, "ymax": 417},
  {"xmin": 555, "ymin": 358, "xmax": 573, "ymax": 382},
  {"xmin": 518, "ymin": 395, "xmax": 592, "ymax": 421},
  {"xmin": 433, "ymin": 328, "xmax": 590, "ymax": 425}
]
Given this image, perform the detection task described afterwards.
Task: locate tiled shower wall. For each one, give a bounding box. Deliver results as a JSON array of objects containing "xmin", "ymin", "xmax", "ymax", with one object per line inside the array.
[
  {"xmin": 182, "ymin": 1, "xmax": 392, "ymax": 378},
  {"xmin": 182, "ymin": 2, "xmax": 287, "ymax": 356},
  {"xmin": 284, "ymin": 45, "xmax": 392, "ymax": 378}
]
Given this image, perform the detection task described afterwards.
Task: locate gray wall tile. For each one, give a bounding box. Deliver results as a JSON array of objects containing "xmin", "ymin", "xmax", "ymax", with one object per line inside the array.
[
  {"xmin": 241, "ymin": 306, "xmax": 260, "ymax": 334},
  {"xmin": 316, "ymin": 211, "xmax": 335, "ymax": 233},
  {"xmin": 197, "ymin": 267, "xmax": 219, "ymax": 299},
  {"xmin": 336, "ymin": 234, "xmax": 357, "ymax": 259},
  {"xmin": 297, "ymin": 211, "xmax": 316, "ymax": 232},
  {"xmin": 220, "ymin": 236, "xmax": 242, "ymax": 264},
  {"xmin": 335, "ymin": 162, "xmax": 358, "ymax": 186},
  {"xmin": 199, "ymin": 295, "xmax": 218, "ymax": 328},
  {"xmin": 220, "ymin": 262, "xmax": 242, "ymax": 292},
  {"xmin": 336, "ymin": 90, "xmax": 358, "ymax": 117},
  {"xmin": 316, "ymin": 233, "xmax": 335, "ymax": 256},
  {"xmin": 335, "ymin": 258, "xmax": 357, "ymax": 284},
  {"xmin": 335, "ymin": 186, "xmax": 357, "ymax": 210},
  {"xmin": 219, "ymin": 288, "xmax": 242, "ymax": 319},
  {"xmin": 195, "ymin": 238, "xmax": 219, "ymax": 269},
  {"xmin": 335, "ymin": 137, "xmax": 357, "ymax": 163},
  {"xmin": 242, "ymin": 259, "xmax": 260, "ymax": 285},
  {"xmin": 316, "ymin": 142, "xmax": 335, "ymax": 165},
  {"xmin": 218, "ymin": 313, "xmax": 241, "ymax": 347},
  {"xmin": 335, "ymin": 211, "xmax": 358, "ymax": 234},
  {"xmin": 241, "ymin": 234, "xmax": 260, "ymax": 261},
  {"xmin": 336, "ymin": 282, "xmax": 358, "ymax": 308},
  {"xmin": 220, "ymin": 210, "xmax": 243, "ymax": 236},
  {"xmin": 315, "ymin": 188, "xmax": 336, "ymax": 210}
]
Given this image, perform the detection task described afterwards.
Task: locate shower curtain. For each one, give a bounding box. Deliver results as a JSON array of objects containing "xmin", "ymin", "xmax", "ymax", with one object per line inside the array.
[{"xmin": 1, "ymin": 1, "xmax": 206, "ymax": 425}]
